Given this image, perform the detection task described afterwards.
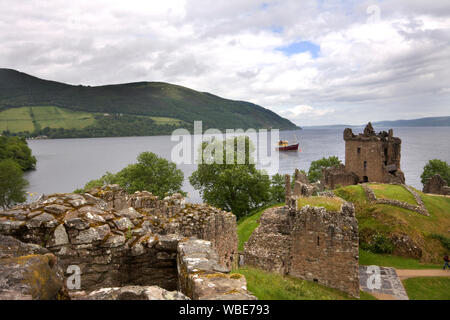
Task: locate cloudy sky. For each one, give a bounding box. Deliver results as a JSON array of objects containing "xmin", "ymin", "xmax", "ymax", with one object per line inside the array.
[{"xmin": 1, "ymin": 0, "xmax": 449, "ymax": 126}]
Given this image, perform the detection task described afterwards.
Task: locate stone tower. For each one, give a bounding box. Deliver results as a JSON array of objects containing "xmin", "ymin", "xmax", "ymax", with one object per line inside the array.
[{"xmin": 343, "ymin": 122, "xmax": 405, "ymax": 184}]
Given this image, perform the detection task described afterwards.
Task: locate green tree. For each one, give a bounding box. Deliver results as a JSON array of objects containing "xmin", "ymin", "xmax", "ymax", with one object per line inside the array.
[
  {"xmin": 189, "ymin": 137, "xmax": 271, "ymax": 218},
  {"xmin": 79, "ymin": 152, "xmax": 184, "ymax": 198},
  {"xmin": 0, "ymin": 159, "xmax": 29, "ymax": 209},
  {"xmin": 421, "ymin": 159, "xmax": 450, "ymax": 185},
  {"xmin": 0, "ymin": 136, "xmax": 36, "ymax": 171},
  {"xmin": 308, "ymin": 156, "xmax": 342, "ymax": 183},
  {"xmin": 269, "ymin": 173, "xmax": 286, "ymax": 203}
]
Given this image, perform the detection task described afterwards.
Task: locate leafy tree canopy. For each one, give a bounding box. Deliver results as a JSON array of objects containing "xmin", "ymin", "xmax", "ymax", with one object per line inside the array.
[
  {"xmin": 0, "ymin": 159, "xmax": 29, "ymax": 209},
  {"xmin": 421, "ymin": 159, "xmax": 450, "ymax": 185},
  {"xmin": 0, "ymin": 136, "xmax": 36, "ymax": 171},
  {"xmin": 77, "ymin": 152, "xmax": 185, "ymax": 198},
  {"xmin": 189, "ymin": 136, "xmax": 271, "ymax": 218}
]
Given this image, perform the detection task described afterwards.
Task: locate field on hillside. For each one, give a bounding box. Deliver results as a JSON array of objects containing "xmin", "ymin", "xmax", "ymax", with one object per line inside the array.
[
  {"xmin": 0, "ymin": 106, "xmax": 186, "ymax": 136},
  {"xmin": 149, "ymin": 116, "xmax": 183, "ymax": 125},
  {"xmin": 0, "ymin": 106, "xmax": 95, "ymax": 133}
]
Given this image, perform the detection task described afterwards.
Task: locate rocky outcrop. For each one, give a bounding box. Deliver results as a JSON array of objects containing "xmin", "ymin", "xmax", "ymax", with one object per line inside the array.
[
  {"xmin": 244, "ymin": 200, "xmax": 360, "ymax": 298},
  {"xmin": 177, "ymin": 239, "xmax": 256, "ymax": 300},
  {"xmin": 423, "ymin": 174, "xmax": 450, "ymax": 195},
  {"xmin": 0, "ymin": 185, "xmax": 239, "ymax": 297},
  {"xmin": 0, "ymin": 235, "xmax": 65, "ymax": 300}
]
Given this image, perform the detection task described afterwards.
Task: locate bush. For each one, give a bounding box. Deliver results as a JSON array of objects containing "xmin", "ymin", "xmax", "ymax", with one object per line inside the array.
[
  {"xmin": 360, "ymin": 231, "xmax": 394, "ymax": 254},
  {"xmin": 421, "ymin": 159, "xmax": 450, "ymax": 186}
]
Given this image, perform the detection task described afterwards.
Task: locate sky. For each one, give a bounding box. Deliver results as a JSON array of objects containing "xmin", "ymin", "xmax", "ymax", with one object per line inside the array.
[{"xmin": 1, "ymin": 0, "xmax": 449, "ymax": 126}]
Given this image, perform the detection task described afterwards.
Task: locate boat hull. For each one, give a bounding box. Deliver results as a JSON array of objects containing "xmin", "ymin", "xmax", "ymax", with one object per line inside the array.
[{"xmin": 276, "ymin": 143, "xmax": 299, "ymax": 151}]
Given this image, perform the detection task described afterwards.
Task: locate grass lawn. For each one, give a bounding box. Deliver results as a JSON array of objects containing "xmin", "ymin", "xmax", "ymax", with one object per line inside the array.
[
  {"xmin": 237, "ymin": 203, "xmax": 282, "ymax": 251},
  {"xmin": 369, "ymin": 183, "xmax": 417, "ymax": 205},
  {"xmin": 297, "ymin": 196, "xmax": 343, "ymax": 212},
  {"xmin": 359, "ymin": 249, "xmax": 441, "ymax": 269},
  {"xmin": 402, "ymin": 277, "xmax": 450, "ymax": 300},
  {"xmin": 235, "ymin": 266, "xmax": 376, "ymax": 300}
]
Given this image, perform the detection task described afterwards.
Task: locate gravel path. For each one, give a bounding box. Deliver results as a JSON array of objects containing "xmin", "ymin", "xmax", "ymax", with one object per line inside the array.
[{"xmin": 396, "ymin": 269, "xmax": 450, "ymax": 279}]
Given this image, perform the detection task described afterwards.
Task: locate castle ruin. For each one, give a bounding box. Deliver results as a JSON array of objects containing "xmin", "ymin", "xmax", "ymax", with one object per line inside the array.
[{"xmin": 343, "ymin": 122, "xmax": 405, "ymax": 184}]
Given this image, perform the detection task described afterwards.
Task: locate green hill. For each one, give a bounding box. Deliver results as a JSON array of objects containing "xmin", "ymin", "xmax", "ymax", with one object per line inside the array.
[{"xmin": 0, "ymin": 69, "xmax": 298, "ymax": 137}]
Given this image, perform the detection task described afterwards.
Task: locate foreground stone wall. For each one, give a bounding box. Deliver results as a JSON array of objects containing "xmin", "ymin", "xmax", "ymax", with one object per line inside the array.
[
  {"xmin": 244, "ymin": 200, "xmax": 359, "ymax": 297},
  {"xmin": 0, "ymin": 185, "xmax": 238, "ymax": 293},
  {"xmin": 0, "ymin": 235, "xmax": 65, "ymax": 300},
  {"xmin": 177, "ymin": 239, "xmax": 256, "ymax": 300}
]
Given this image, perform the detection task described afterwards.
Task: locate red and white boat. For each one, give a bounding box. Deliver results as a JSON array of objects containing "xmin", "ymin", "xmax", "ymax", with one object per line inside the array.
[{"xmin": 276, "ymin": 140, "xmax": 300, "ymax": 151}]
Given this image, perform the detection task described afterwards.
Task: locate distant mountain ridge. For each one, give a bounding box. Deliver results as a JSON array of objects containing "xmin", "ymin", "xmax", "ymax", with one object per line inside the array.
[
  {"xmin": 303, "ymin": 116, "xmax": 450, "ymax": 129},
  {"xmin": 0, "ymin": 68, "xmax": 298, "ymax": 137}
]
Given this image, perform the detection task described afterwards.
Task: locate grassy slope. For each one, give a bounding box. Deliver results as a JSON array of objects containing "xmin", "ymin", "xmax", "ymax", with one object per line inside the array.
[
  {"xmin": 402, "ymin": 277, "xmax": 450, "ymax": 300},
  {"xmin": 369, "ymin": 183, "xmax": 417, "ymax": 205},
  {"xmin": 335, "ymin": 184, "xmax": 450, "ymax": 264},
  {"xmin": 236, "ymin": 266, "xmax": 376, "ymax": 300},
  {"xmin": 0, "ymin": 68, "xmax": 298, "ymax": 131}
]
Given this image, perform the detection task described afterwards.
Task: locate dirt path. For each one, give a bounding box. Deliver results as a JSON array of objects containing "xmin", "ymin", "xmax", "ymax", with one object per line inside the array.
[{"xmin": 396, "ymin": 269, "xmax": 450, "ymax": 279}]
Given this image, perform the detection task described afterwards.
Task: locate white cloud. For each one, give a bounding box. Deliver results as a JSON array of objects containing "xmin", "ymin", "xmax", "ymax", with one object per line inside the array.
[{"xmin": 0, "ymin": 0, "xmax": 449, "ymax": 126}]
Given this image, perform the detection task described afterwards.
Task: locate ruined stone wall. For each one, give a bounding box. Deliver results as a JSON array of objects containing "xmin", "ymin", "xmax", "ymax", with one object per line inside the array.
[
  {"xmin": 344, "ymin": 124, "xmax": 405, "ymax": 184},
  {"xmin": 288, "ymin": 203, "xmax": 359, "ymax": 297},
  {"xmin": 423, "ymin": 174, "xmax": 450, "ymax": 195},
  {"xmin": 244, "ymin": 200, "xmax": 359, "ymax": 297},
  {"xmin": 321, "ymin": 164, "xmax": 359, "ymax": 189},
  {"xmin": 0, "ymin": 185, "xmax": 238, "ymax": 293}
]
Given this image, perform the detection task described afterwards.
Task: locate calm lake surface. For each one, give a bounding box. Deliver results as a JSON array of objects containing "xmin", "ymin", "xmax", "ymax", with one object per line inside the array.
[{"xmin": 25, "ymin": 127, "xmax": 450, "ymax": 203}]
